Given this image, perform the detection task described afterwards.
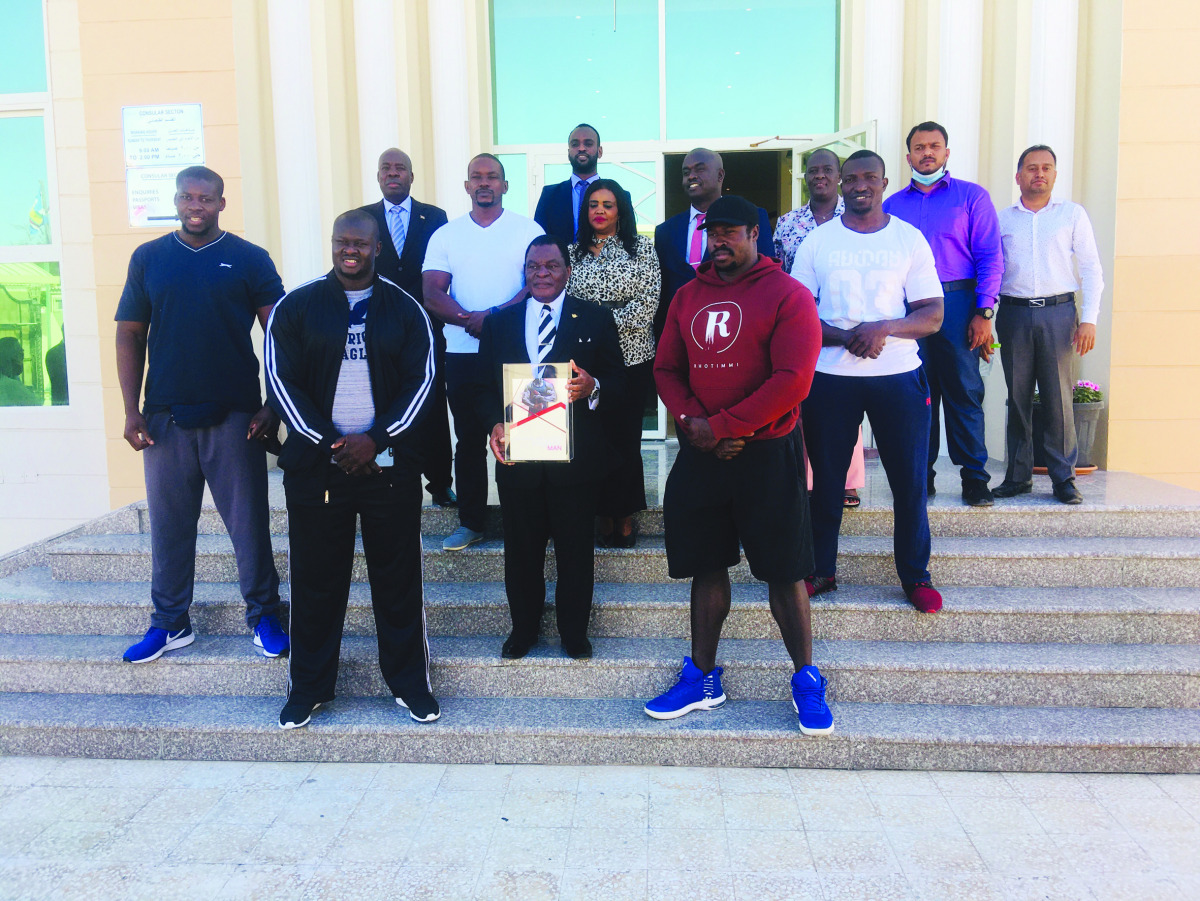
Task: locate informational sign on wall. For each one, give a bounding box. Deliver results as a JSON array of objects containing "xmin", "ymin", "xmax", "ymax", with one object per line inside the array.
[{"xmin": 122, "ymin": 103, "xmax": 204, "ymax": 228}]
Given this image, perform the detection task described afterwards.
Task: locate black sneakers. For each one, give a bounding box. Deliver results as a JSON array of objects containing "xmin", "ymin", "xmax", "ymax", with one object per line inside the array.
[
  {"xmin": 279, "ymin": 699, "xmax": 321, "ymax": 730},
  {"xmin": 397, "ymin": 691, "xmax": 441, "ymax": 723}
]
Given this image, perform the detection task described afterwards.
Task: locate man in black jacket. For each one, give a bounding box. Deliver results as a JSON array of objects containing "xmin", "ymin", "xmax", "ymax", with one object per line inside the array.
[
  {"xmin": 265, "ymin": 209, "xmax": 438, "ymax": 728},
  {"xmin": 358, "ymin": 148, "xmax": 455, "ymax": 507},
  {"xmin": 479, "ymin": 235, "xmax": 624, "ymax": 660}
]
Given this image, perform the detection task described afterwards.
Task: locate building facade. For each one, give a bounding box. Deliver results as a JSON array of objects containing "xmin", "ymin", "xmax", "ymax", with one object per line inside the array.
[{"xmin": 0, "ymin": 0, "xmax": 1195, "ymax": 554}]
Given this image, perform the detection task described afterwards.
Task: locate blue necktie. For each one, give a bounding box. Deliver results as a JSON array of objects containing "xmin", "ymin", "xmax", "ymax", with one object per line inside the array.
[
  {"xmin": 388, "ymin": 204, "xmax": 407, "ymax": 256},
  {"xmin": 537, "ymin": 304, "xmax": 556, "ymax": 365},
  {"xmin": 573, "ymin": 180, "xmax": 588, "ymax": 236}
]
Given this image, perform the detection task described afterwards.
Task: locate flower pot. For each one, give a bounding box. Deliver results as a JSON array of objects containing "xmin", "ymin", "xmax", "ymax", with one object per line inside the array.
[{"xmin": 1031, "ymin": 400, "xmax": 1106, "ymax": 469}]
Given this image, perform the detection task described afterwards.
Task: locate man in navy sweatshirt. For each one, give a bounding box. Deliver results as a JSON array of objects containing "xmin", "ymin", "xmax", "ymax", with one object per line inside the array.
[{"xmin": 647, "ymin": 195, "xmax": 833, "ymax": 736}]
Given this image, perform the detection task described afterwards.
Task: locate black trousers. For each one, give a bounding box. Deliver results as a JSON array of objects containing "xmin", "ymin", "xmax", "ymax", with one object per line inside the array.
[
  {"xmin": 598, "ymin": 359, "xmax": 651, "ymax": 519},
  {"xmin": 444, "ymin": 352, "xmax": 492, "ymax": 532},
  {"xmin": 285, "ymin": 467, "xmax": 430, "ymax": 705},
  {"xmin": 497, "ymin": 469, "xmax": 598, "ymax": 646},
  {"xmin": 417, "ymin": 326, "xmax": 453, "ymax": 494},
  {"xmin": 997, "ymin": 299, "xmax": 1078, "ymax": 485}
]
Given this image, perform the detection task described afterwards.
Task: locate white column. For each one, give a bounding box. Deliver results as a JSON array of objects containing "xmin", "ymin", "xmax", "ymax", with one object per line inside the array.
[
  {"xmin": 427, "ymin": 0, "xmax": 472, "ymax": 218},
  {"xmin": 863, "ymin": 0, "xmax": 905, "ymax": 179},
  {"xmin": 938, "ymin": 0, "xmax": 984, "ymax": 183},
  {"xmin": 1028, "ymin": 0, "xmax": 1079, "ymax": 200},
  {"xmin": 267, "ymin": 0, "xmax": 324, "ymax": 288},
  {"xmin": 354, "ymin": 0, "xmax": 400, "ymax": 203}
]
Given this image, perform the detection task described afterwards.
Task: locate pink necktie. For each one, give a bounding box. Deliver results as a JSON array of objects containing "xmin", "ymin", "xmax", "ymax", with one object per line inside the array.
[{"xmin": 688, "ymin": 212, "xmax": 705, "ymax": 268}]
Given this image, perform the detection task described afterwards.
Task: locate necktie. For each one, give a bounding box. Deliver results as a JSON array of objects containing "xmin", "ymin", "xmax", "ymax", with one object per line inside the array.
[
  {"xmin": 388, "ymin": 204, "xmax": 407, "ymax": 256},
  {"xmin": 537, "ymin": 304, "xmax": 556, "ymax": 367},
  {"xmin": 573, "ymin": 180, "xmax": 588, "ymax": 236},
  {"xmin": 688, "ymin": 211, "xmax": 706, "ymax": 268}
]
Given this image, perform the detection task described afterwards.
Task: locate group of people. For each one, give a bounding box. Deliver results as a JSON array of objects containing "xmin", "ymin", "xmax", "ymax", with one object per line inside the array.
[{"xmin": 113, "ymin": 118, "xmax": 1103, "ymax": 739}]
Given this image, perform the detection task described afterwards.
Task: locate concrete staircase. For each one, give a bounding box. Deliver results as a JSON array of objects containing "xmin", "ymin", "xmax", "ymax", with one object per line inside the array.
[{"xmin": 1, "ymin": 460, "xmax": 1199, "ymax": 772}]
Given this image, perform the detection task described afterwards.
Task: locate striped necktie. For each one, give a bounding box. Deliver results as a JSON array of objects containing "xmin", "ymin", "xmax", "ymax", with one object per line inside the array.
[
  {"xmin": 537, "ymin": 304, "xmax": 556, "ymax": 366},
  {"xmin": 388, "ymin": 204, "xmax": 407, "ymax": 256}
]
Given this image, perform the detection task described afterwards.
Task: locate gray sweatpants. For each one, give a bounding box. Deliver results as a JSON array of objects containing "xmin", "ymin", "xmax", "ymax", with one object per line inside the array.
[
  {"xmin": 996, "ymin": 299, "xmax": 1078, "ymax": 485},
  {"xmin": 143, "ymin": 410, "xmax": 280, "ymax": 631}
]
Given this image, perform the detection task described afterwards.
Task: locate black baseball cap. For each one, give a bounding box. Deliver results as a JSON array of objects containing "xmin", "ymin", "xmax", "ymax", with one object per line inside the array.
[{"xmin": 698, "ymin": 195, "xmax": 758, "ymax": 229}]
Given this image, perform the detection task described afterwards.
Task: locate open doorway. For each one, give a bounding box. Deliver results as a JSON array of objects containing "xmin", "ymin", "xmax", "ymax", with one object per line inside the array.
[{"xmin": 663, "ymin": 149, "xmax": 793, "ymax": 227}]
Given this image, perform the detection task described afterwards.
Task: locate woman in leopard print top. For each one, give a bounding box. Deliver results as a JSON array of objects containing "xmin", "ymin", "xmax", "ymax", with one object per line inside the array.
[{"xmin": 568, "ymin": 179, "xmax": 662, "ymax": 547}]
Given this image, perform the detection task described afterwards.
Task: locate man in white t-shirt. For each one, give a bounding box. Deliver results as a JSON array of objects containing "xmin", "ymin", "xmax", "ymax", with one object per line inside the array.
[
  {"xmin": 791, "ymin": 150, "xmax": 946, "ymax": 613},
  {"xmin": 422, "ymin": 153, "xmax": 545, "ymax": 550}
]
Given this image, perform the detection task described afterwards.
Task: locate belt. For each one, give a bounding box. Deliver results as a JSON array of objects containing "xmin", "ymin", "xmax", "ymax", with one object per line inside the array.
[
  {"xmin": 999, "ymin": 293, "xmax": 1074, "ymax": 308},
  {"xmin": 941, "ymin": 278, "xmax": 976, "ymax": 294}
]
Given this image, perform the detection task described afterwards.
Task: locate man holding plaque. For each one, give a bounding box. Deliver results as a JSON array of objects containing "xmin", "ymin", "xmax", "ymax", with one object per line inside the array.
[
  {"xmin": 648, "ymin": 195, "xmax": 833, "ymax": 735},
  {"xmin": 479, "ymin": 235, "xmax": 624, "ymax": 660}
]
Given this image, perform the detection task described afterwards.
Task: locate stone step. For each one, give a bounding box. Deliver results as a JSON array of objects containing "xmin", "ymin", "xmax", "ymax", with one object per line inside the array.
[
  {"xmin": 167, "ymin": 499, "xmax": 1200, "ymax": 541},
  {"xmin": 0, "ymin": 634, "xmax": 1195, "ymax": 710},
  {"xmin": 1, "ymin": 691, "xmax": 1197, "ymax": 772},
  {"xmin": 4, "ymin": 567, "xmax": 1199, "ymax": 644},
  {"xmin": 44, "ymin": 532, "xmax": 1200, "ymax": 588}
]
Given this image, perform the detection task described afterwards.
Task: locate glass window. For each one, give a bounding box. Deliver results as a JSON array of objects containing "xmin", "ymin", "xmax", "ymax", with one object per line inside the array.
[
  {"xmin": 0, "ymin": 116, "xmax": 51, "ymax": 246},
  {"xmin": 491, "ymin": 0, "xmax": 660, "ymax": 144},
  {"xmin": 0, "ymin": 0, "xmax": 47, "ymax": 94},
  {"xmin": 495, "ymin": 153, "xmax": 529, "ymax": 217},
  {"xmin": 0, "ymin": 262, "xmax": 63, "ymax": 407},
  {"xmin": 665, "ymin": 0, "xmax": 838, "ymax": 140}
]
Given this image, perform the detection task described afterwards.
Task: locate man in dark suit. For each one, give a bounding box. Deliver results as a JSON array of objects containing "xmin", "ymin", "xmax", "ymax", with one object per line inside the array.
[
  {"xmin": 653, "ymin": 148, "xmax": 774, "ymax": 339},
  {"xmin": 534, "ymin": 123, "xmax": 631, "ymax": 242},
  {"xmin": 359, "ymin": 147, "xmax": 455, "ymax": 507},
  {"xmin": 479, "ymin": 235, "xmax": 624, "ymax": 661}
]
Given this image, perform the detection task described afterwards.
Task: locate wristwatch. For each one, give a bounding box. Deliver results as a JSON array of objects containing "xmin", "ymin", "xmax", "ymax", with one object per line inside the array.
[
  {"xmin": 975, "ymin": 306, "xmax": 994, "ymax": 320},
  {"xmin": 589, "ymin": 380, "xmax": 601, "ymax": 404}
]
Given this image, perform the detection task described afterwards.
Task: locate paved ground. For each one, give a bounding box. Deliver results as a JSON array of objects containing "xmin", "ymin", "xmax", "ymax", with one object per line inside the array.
[{"xmin": 1, "ymin": 757, "xmax": 1198, "ymax": 900}]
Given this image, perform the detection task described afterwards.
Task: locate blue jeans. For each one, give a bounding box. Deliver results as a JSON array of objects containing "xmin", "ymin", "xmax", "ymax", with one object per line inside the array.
[
  {"xmin": 802, "ymin": 368, "xmax": 932, "ymax": 585},
  {"xmin": 919, "ymin": 286, "xmax": 990, "ymax": 482},
  {"xmin": 143, "ymin": 410, "xmax": 280, "ymax": 631}
]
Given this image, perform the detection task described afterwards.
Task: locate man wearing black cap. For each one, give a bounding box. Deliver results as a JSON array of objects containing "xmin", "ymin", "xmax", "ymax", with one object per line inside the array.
[{"xmin": 648, "ymin": 195, "xmax": 833, "ymax": 736}]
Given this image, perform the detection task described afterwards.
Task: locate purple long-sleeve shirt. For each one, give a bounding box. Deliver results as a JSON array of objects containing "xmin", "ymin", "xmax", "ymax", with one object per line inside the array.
[{"xmin": 882, "ymin": 175, "xmax": 1003, "ymax": 308}]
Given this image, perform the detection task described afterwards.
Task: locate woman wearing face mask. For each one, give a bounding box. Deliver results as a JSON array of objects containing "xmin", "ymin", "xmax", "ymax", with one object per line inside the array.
[{"xmin": 567, "ymin": 179, "xmax": 661, "ymax": 547}]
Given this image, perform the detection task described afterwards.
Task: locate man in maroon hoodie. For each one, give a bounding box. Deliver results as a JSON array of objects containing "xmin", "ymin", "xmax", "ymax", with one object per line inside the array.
[{"xmin": 646, "ymin": 195, "xmax": 833, "ymax": 735}]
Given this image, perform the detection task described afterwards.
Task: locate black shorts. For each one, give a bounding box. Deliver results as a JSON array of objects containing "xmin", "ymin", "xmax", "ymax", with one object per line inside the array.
[{"xmin": 663, "ymin": 427, "xmax": 813, "ymax": 583}]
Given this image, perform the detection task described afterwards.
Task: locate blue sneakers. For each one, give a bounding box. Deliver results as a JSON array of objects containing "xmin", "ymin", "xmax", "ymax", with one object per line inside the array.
[
  {"xmin": 644, "ymin": 656, "xmax": 726, "ymax": 720},
  {"xmin": 253, "ymin": 614, "xmax": 290, "ymax": 658},
  {"xmin": 792, "ymin": 665, "xmax": 834, "ymax": 735},
  {"xmin": 123, "ymin": 626, "xmax": 194, "ymax": 663}
]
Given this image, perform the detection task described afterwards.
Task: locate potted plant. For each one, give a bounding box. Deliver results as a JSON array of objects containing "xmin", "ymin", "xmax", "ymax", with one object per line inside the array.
[{"xmin": 1031, "ymin": 380, "xmax": 1106, "ymax": 471}]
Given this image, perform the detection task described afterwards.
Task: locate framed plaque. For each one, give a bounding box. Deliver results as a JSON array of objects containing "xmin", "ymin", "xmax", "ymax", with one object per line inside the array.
[{"xmin": 503, "ymin": 363, "xmax": 573, "ymax": 462}]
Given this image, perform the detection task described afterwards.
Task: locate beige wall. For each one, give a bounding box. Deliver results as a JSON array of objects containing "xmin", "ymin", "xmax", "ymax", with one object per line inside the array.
[
  {"xmin": 76, "ymin": 0, "xmax": 247, "ymax": 508},
  {"xmin": 1107, "ymin": 0, "xmax": 1200, "ymax": 491}
]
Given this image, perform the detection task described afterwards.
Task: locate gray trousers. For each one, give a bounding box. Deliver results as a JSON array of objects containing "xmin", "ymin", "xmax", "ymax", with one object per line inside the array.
[
  {"xmin": 996, "ymin": 299, "xmax": 1078, "ymax": 485},
  {"xmin": 143, "ymin": 410, "xmax": 280, "ymax": 631}
]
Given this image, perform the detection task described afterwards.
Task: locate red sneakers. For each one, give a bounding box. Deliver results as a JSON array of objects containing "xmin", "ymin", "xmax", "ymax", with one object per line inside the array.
[
  {"xmin": 804, "ymin": 575, "xmax": 838, "ymax": 598},
  {"xmin": 903, "ymin": 581, "xmax": 943, "ymax": 613}
]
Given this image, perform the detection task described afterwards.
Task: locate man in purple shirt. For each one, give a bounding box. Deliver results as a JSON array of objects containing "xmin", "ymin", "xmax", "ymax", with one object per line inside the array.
[{"xmin": 883, "ymin": 121, "xmax": 1003, "ymax": 507}]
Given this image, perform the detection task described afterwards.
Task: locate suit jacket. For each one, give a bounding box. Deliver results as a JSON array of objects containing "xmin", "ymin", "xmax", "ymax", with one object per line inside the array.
[
  {"xmin": 652, "ymin": 205, "xmax": 775, "ymax": 338},
  {"xmin": 358, "ymin": 198, "xmax": 448, "ymax": 303},
  {"xmin": 477, "ymin": 295, "xmax": 624, "ymax": 488},
  {"xmin": 534, "ymin": 179, "xmax": 634, "ymax": 243}
]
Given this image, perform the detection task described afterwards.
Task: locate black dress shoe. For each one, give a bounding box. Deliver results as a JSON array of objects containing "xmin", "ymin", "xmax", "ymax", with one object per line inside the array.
[
  {"xmin": 429, "ymin": 487, "xmax": 457, "ymax": 508},
  {"xmin": 962, "ymin": 478, "xmax": 995, "ymax": 507},
  {"xmin": 993, "ymin": 480, "xmax": 1033, "ymax": 498},
  {"xmin": 1053, "ymin": 480, "xmax": 1084, "ymax": 505},
  {"xmin": 501, "ymin": 633, "xmax": 535, "ymax": 659},
  {"xmin": 927, "ymin": 473, "xmax": 937, "ymax": 497},
  {"xmin": 562, "ymin": 637, "xmax": 593, "ymax": 660}
]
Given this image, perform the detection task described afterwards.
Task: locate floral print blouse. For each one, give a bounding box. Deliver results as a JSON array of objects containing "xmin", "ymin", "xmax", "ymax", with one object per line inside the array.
[
  {"xmin": 567, "ymin": 233, "xmax": 661, "ymax": 367},
  {"xmin": 773, "ymin": 197, "xmax": 846, "ymax": 274}
]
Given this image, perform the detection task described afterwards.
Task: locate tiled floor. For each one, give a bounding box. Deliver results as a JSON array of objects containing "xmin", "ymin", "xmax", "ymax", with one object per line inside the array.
[{"xmin": 1, "ymin": 757, "xmax": 1198, "ymax": 900}]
